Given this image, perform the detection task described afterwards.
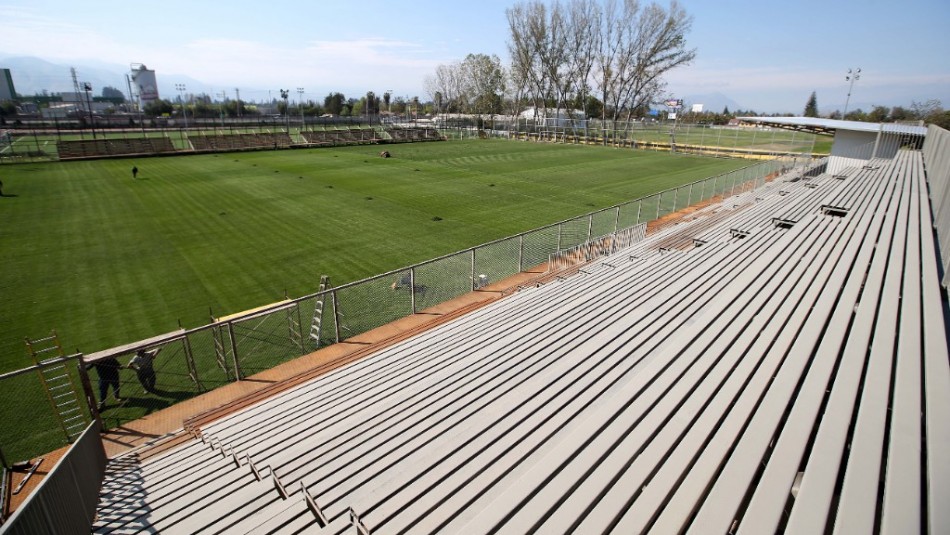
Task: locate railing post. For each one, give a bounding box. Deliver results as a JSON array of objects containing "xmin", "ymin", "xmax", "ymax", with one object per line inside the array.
[
  {"xmin": 587, "ymin": 214, "xmax": 593, "ymax": 242},
  {"xmin": 688, "ymin": 183, "xmax": 693, "ymax": 206},
  {"xmin": 227, "ymin": 322, "xmax": 242, "ymax": 380},
  {"xmin": 556, "ymin": 223, "xmax": 562, "ymax": 252},
  {"xmin": 614, "ymin": 206, "xmax": 621, "ymax": 233},
  {"xmin": 635, "ymin": 200, "xmax": 643, "ymax": 225},
  {"xmin": 701, "ymin": 176, "xmax": 707, "ymax": 201},
  {"xmin": 656, "ymin": 193, "xmax": 662, "ymax": 220},
  {"xmin": 672, "ymin": 187, "xmax": 678, "ymax": 212}
]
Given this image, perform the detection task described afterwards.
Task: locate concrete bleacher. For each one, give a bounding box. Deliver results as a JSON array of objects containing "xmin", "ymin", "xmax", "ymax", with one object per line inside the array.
[
  {"xmin": 301, "ymin": 128, "xmax": 379, "ymax": 146},
  {"xmin": 386, "ymin": 126, "xmax": 443, "ymax": 142},
  {"xmin": 187, "ymin": 132, "xmax": 293, "ymax": 152},
  {"xmin": 56, "ymin": 137, "xmax": 176, "ymax": 159},
  {"xmin": 92, "ymin": 150, "xmax": 948, "ymax": 534}
]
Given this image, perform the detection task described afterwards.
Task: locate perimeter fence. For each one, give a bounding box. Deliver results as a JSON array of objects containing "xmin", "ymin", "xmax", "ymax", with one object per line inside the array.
[
  {"xmin": 0, "ymin": 155, "xmax": 817, "ymax": 464},
  {"xmin": 437, "ymin": 117, "xmax": 823, "ymax": 159}
]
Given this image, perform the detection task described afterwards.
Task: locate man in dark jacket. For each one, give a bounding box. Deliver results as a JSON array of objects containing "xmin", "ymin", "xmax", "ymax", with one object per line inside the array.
[{"xmin": 91, "ymin": 357, "xmax": 123, "ymax": 410}]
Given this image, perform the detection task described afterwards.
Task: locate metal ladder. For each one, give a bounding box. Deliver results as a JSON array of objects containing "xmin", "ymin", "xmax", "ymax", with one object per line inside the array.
[
  {"xmin": 25, "ymin": 331, "xmax": 89, "ymax": 443},
  {"xmin": 309, "ymin": 275, "xmax": 331, "ymax": 347}
]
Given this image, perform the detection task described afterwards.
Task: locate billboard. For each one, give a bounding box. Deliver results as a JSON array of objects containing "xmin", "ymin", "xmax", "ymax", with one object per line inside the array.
[
  {"xmin": 664, "ymin": 98, "xmax": 683, "ymax": 108},
  {"xmin": 691, "ymin": 104, "xmax": 704, "ymax": 113}
]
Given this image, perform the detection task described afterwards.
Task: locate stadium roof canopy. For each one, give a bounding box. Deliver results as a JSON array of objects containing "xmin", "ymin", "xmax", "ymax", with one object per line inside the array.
[{"xmin": 737, "ymin": 116, "xmax": 928, "ymax": 137}]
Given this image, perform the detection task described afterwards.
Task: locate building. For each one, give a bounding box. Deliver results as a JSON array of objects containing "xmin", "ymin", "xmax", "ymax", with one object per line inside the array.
[
  {"xmin": 0, "ymin": 68, "xmax": 16, "ymax": 101},
  {"xmin": 130, "ymin": 63, "xmax": 160, "ymax": 108}
]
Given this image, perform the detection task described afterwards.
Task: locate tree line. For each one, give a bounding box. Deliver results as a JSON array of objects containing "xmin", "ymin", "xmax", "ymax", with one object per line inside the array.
[
  {"xmin": 802, "ymin": 91, "xmax": 950, "ymax": 129},
  {"xmin": 424, "ymin": 0, "xmax": 696, "ymax": 124}
]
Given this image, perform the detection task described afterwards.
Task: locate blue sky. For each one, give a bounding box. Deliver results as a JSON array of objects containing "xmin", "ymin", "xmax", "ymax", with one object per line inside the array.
[{"xmin": 1, "ymin": 0, "xmax": 948, "ymax": 113}]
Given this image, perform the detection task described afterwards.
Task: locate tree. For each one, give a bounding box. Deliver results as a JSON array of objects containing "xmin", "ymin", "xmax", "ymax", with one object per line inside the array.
[
  {"xmin": 365, "ymin": 91, "xmax": 379, "ymax": 116},
  {"xmin": 502, "ymin": 0, "xmax": 695, "ymax": 139},
  {"xmin": 324, "ymin": 92, "xmax": 346, "ymax": 115},
  {"xmin": 143, "ymin": 99, "xmax": 174, "ymax": 116},
  {"xmin": 803, "ymin": 91, "xmax": 818, "ymax": 117},
  {"xmin": 911, "ymin": 99, "xmax": 941, "ymax": 119},
  {"xmin": 461, "ymin": 53, "xmax": 506, "ymax": 119},
  {"xmin": 722, "ymin": 105, "xmax": 731, "ymax": 116},
  {"xmin": 101, "ymin": 86, "xmax": 126, "ymax": 102},
  {"xmin": 867, "ymin": 105, "xmax": 889, "ymax": 123},
  {"xmin": 889, "ymin": 106, "xmax": 913, "ymax": 122}
]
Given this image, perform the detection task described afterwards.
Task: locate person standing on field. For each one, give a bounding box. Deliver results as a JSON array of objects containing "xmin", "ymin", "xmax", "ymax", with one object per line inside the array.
[{"xmin": 132, "ymin": 166, "xmax": 138, "ymax": 179}]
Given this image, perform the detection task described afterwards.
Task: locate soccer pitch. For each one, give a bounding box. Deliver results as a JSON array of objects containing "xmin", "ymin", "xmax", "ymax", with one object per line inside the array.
[{"xmin": 0, "ymin": 140, "xmax": 748, "ymax": 372}]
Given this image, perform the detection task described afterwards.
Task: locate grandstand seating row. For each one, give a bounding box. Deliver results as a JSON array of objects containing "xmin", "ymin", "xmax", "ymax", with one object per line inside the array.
[
  {"xmin": 93, "ymin": 150, "xmax": 948, "ymax": 534},
  {"xmin": 54, "ymin": 128, "xmax": 442, "ymax": 159},
  {"xmin": 56, "ymin": 137, "xmax": 176, "ymax": 159},
  {"xmin": 387, "ymin": 127, "xmax": 442, "ymax": 142},
  {"xmin": 188, "ymin": 132, "xmax": 293, "ymax": 152},
  {"xmin": 300, "ymin": 128, "xmax": 380, "ymax": 146}
]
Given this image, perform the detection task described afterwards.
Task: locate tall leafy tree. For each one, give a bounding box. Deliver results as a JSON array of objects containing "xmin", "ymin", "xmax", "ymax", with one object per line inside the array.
[
  {"xmin": 804, "ymin": 91, "xmax": 819, "ymax": 117},
  {"xmin": 323, "ymin": 92, "xmax": 346, "ymax": 115}
]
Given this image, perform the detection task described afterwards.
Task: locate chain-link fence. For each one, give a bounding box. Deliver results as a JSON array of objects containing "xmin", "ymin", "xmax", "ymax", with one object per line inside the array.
[
  {"xmin": 463, "ymin": 118, "xmax": 823, "ymax": 158},
  {"xmin": 0, "ymin": 156, "xmax": 812, "ymax": 463}
]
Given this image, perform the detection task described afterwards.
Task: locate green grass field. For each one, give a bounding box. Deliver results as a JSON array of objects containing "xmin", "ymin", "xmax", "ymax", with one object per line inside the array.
[{"xmin": 0, "ymin": 140, "xmax": 750, "ymax": 373}]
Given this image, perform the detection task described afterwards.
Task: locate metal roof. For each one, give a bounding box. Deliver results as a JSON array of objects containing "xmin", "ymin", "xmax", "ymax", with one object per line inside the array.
[{"xmin": 738, "ymin": 116, "xmax": 928, "ymax": 136}]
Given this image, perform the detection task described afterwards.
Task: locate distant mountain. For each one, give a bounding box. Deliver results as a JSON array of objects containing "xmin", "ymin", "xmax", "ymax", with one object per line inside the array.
[
  {"xmin": 681, "ymin": 92, "xmax": 743, "ymax": 114},
  {"xmin": 0, "ymin": 56, "xmax": 129, "ymax": 96},
  {"xmin": 0, "ymin": 56, "xmax": 215, "ymax": 101}
]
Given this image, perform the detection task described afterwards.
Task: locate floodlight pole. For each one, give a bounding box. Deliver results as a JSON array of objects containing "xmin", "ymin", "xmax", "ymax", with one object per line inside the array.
[
  {"xmin": 175, "ymin": 83, "xmax": 188, "ymax": 129},
  {"xmin": 843, "ymin": 67, "xmax": 861, "ymax": 117},
  {"xmin": 83, "ymin": 82, "xmax": 96, "ymax": 139},
  {"xmin": 297, "ymin": 87, "xmax": 305, "ymax": 127}
]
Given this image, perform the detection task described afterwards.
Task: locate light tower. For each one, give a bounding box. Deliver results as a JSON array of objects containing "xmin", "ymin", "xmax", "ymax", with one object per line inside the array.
[
  {"xmin": 297, "ymin": 87, "xmax": 305, "ymax": 126},
  {"xmin": 175, "ymin": 83, "xmax": 188, "ymax": 129},
  {"xmin": 843, "ymin": 68, "xmax": 861, "ymax": 117}
]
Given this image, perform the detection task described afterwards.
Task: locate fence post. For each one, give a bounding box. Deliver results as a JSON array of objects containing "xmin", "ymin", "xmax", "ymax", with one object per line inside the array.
[
  {"xmin": 614, "ymin": 206, "xmax": 621, "ymax": 233},
  {"xmin": 701, "ymin": 176, "xmax": 707, "ymax": 201},
  {"xmin": 688, "ymin": 183, "xmax": 693, "ymax": 206},
  {"xmin": 672, "ymin": 187, "xmax": 678, "ymax": 212},
  {"xmin": 656, "ymin": 193, "xmax": 662, "ymax": 220},
  {"xmin": 227, "ymin": 322, "xmax": 242, "ymax": 380},
  {"xmin": 518, "ymin": 234, "xmax": 525, "ymax": 272},
  {"xmin": 556, "ymin": 223, "xmax": 562, "ymax": 252},
  {"xmin": 410, "ymin": 267, "xmax": 417, "ymax": 314},
  {"xmin": 182, "ymin": 335, "xmax": 201, "ymax": 390},
  {"xmin": 76, "ymin": 360, "xmax": 103, "ymax": 430},
  {"xmin": 636, "ymin": 200, "xmax": 643, "ymax": 225},
  {"xmin": 587, "ymin": 214, "xmax": 593, "ymax": 242},
  {"xmin": 471, "ymin": 248, "xmax": 477, "ymax": 291},
  {"xmin": 331, "ymin": 290, "xmax": 342, "ymax": 343}
]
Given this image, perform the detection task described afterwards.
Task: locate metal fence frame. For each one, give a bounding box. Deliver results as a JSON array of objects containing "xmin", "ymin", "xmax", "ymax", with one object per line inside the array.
[
  {"xmin": 0, "ymin": 421, "xmax": 105, "ymax": 534},
  {"xmin": 0, "ymin": 155, "xmax": 814, "ymax": 462}
]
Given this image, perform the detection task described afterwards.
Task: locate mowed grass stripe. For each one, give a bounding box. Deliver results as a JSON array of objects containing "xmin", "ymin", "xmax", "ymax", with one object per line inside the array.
[{"xmin": 0, "ymin": 140, "xmax": 747, "ymax": 371}]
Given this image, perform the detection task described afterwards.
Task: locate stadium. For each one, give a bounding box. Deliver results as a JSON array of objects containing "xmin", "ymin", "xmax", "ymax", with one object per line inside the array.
[{"xmin": 0, "ymin": 107, "xmax": 947, "ymax": 534}]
